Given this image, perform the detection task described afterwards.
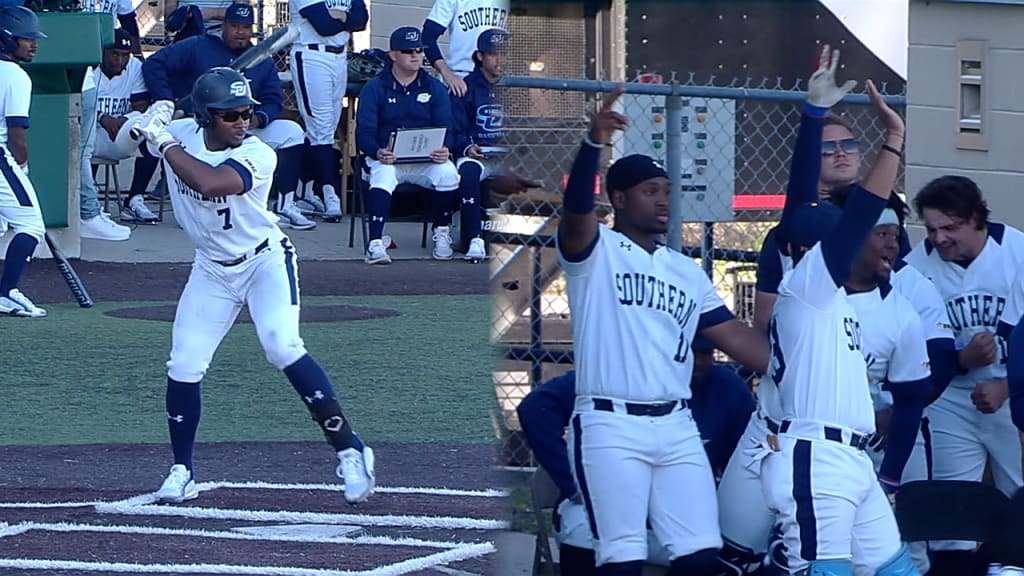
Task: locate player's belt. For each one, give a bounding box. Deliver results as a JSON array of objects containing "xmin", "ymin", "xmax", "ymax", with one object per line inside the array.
[
  {"xmin": 214, "ymin": 238, "xmax": 271, "ymax": 267},
  {"xmin": 592, "ymin": 397, "xmax": 688, "ymax": 417},
  {"xmin": 765, "ymin": 416, "xmax": 781, "ymax": 434},
  {"xmin": 305, "ymin": 44, "xmax": 346, "ymax": 54},
  {"xmin": 779, "ymin": 420, "xmax": 871, "ymax": 451}
]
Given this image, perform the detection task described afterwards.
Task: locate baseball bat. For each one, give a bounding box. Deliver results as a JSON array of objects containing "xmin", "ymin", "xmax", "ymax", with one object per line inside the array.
[
  {"xmin": 44, "ymin": 233, "xmax": 94, "ymax": 308},
  {"xmin": 133, "ymin": 24, "xmax": 302, "ymax": 137}
]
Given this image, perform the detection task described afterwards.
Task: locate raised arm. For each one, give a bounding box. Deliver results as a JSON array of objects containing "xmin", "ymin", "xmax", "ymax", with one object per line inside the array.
[{"xmin": 557, "ymin": 86, "xmax": 627, "ymax": 260}]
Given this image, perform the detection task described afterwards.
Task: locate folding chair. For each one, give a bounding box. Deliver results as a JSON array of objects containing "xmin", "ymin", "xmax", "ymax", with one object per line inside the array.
[
  {"xmin": 346, "ymin": 154, "xmax": 431, "ymax": 250},
  {"xmin": 531, "ymin": 466, "xmax": 561, "ymax": 576},
  {"xmin": 92, "ymin": 157, "xmax": 124, "ymax": 215}
]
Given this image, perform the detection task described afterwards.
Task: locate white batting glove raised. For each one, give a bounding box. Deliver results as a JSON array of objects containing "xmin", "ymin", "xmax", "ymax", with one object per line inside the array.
[
  {"xmin": 807, "ymin": 44, "xmax": 857, "ymax": 109},
  {"xmin": 139, "ymin": 124, "xmax": 179, "ymax": 157}
]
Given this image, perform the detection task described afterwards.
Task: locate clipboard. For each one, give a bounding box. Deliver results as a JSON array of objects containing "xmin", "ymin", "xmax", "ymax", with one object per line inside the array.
[{"xmin": 387, "ymin": 127, "xmax": 447, "ymax": 164}]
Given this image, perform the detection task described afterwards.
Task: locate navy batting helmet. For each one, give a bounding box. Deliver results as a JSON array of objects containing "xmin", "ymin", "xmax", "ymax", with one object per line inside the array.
[
  {"xmin": 191, "ymin": 67, "xmax": 260, "ymax": 128},
  {"xmin": 0, "ymin": 6, "xmax": 47, "ymax": 55}
]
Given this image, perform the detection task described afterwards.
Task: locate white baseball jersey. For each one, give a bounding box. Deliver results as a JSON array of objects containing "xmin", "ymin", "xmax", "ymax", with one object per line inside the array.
[
  {"xmin": 426, "ymin": 0, "xmax": 509, "ymax": 76},
  {"xmin": 765, "ymin": 244, "xmax": 875, "ymax": 433},
  {"xmin": 291, "ymin": 0, "xmax": 353, "ymax": 48},
  {"xmin": 558, "ymin": 226, "xmax": 730, "ymax": 402},
  {"xmin": 158, "ymin": 119, "xmax": 282, "ymax": 262},
  {"xmin": 846, "ymin": 285, "xmax": 931, "ymax": 411},
  {"xmin": 0, "ymin": 59, "xmax": 31, "ymax": 153},
  {"xmin": 891, "ymin": 260, "xmax": 956, "ymax": 343},
  {"xmin": 88, "ymin": 59, "xmax": 148, "ymax": 120},
  {"xmin": 1002, "ymin": 266, "xmax": 1024, "ymax": 332},
  {"xmin": 904, "ymin": 223, "xmax": 1024, "ymax": 388},
  {"xmin": 82, "ymin": 0, "xmax": 135, "ymax": 18}
]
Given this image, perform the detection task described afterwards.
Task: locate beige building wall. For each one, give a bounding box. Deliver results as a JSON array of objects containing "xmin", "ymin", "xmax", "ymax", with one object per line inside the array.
[
  {"xmin": 906, "ymin": 0, "xmax": 1024, "ymax": 235},
  {"xmin": 366, "ymin": 0, "xmax": 443, "ymax": 52}
]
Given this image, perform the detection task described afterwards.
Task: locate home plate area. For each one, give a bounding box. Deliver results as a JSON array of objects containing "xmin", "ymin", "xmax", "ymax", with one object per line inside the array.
[{"xmin": 0, "ymin": 481, "xmax": 509, "ymax": 576}]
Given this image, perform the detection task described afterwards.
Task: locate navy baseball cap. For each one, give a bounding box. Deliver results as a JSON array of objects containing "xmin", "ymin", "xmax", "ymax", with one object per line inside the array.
[
  {"xmin": 784, "ymin": 201, "xmax": 842, "ymax": 250},
  {"xmin": 224, "ymin": 2, "xmax": 254, "ymax": 24},
  {"xmin": 105, "ymin": 28, "xmax": 132, "ymax": 50},
  {"xmin": 476, "ymin": 28, "xmax": 507, "ymax": 53},
  {"xmin": 390, "ymin": 26, "xmax": 424, "ymax": 51},
  {"xmin": 606, "ymin": 154, "xmax": 669, "ymax": 192}
]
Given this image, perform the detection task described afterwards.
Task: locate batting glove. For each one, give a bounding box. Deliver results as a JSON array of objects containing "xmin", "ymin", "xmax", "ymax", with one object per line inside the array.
[
  {"xmin": 139, "ymin": 125, "xmax": 180, "ymax": 157},
  {"xmin": 807, "ymin": 44, "xmax": 857, "ymax": 109}
]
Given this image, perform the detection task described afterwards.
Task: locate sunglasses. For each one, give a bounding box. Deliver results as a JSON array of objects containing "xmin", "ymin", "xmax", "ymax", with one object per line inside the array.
[
  {"xmin": 214, "ymin": 108, "xmax": 254, "ymax": 122},
  {"xmin": 400, "ymin": 48, "xmax": 423, "ymax": 54},
  {"xmin": 821, "ymin": 138, "xmax": 859, "ymax": 156}
]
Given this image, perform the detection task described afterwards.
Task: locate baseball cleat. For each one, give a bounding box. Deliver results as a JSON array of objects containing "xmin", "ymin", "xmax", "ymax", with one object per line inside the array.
[
  {"xmin": 0, "ymin": 289, "xmax": 46, "ymax": 318},
  {"xmin": 432, "ymin": 226, "xmax": 453, "ymax": 260},
  {"xmin": 464, "ymin": 237, "xmax": 486, "ymax": 262},
  {"xmin": 120, "ymin": 195, "xmax": 159, "ymax": 224},
  {"xmin": 277, "ymin": 204, "xmax": 317, "ymax": 230},
  {"xmin": 82, "ymin": 212, "xmax": 132, "ymax": 241},
  {"xmin": 365, "ymin": 239, "xmax": 391, "ymax": 265},
  {"xmin": 156, "ymin": 464, "xmax": 198, "ymax": 503},
  {"xmin": 337, "ymin": 446, "xmax": 375, "ymax": 504},
  {"xmin": 295, "ymin": 196, "xmax": 326, "ymax": 217}
]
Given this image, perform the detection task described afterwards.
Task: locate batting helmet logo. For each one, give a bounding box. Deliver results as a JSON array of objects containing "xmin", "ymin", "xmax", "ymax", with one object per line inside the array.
[{"xmin": 229, "ymin": 81, "xmax": 248, "ymax": 97}]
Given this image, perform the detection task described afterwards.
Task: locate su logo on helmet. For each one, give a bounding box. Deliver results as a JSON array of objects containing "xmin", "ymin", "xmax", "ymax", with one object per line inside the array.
[{"xmin": 229, "ymin": 81, "xmax": 248, "ymax": 97}]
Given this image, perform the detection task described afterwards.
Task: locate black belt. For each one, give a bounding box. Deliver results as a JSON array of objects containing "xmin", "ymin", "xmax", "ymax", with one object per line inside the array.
[
  {"xmin": 779, "ymin": 420, "xmax": 870, "ymax": 451},
  {"xmin": 766, "ymin": 416, "xmax": 780, "ymax": 434},
  {"xmin": 593, "ymin": 398, "xmax": 688, "ymax": 417},
  {"xmin": 305, "ymin": 44, "xmax": 346, "ymax": 54},
  {"xmin": 214, "ymin": 238, "xmax": 270, "ymax": 267}
]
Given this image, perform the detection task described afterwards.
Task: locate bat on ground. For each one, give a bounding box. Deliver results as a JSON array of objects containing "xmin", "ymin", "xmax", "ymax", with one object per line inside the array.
[{"xmin": 44, "ymin": 233, "xmax": 94, "ymax": 308}]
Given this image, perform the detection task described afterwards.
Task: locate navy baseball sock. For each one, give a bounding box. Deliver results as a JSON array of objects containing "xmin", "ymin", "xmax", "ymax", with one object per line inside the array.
[
  {"xmin": 309, "ymin": 144, "xmax": 337, "ymax": 191},
  {"xmin": 166, "ymin": 377, "xmax": 202, "ymax": 471},
  {"xmin": 596, "ymin": 560, "xmax": 643, "ymax": 576},
  {"xmin": 366, "ymin": 187, "xmax": 391, "ymax": 240},
  {"xmin": 928, "ymin": 550, "xmax": 980, "ymax": 576},
  {"xmin": 0, "ymin": 233, "xmax": 38, "ymax": 297},
  {"xmin": 458, "ymin": 162, "xmax": 483, "ymax": 239},
  {"xmin": 559, "ymin": 544, "xmax": 597, "ymax": 575},
  {"xmin": 284, "ymin": 354, "xmax": 361, "ymax": 452},
  {"xmin": 275, "ymin": 144, "xmax": 304, "ymax": 201},
  {"xmin": 432, "ymin": 189, "xmax": 456, "ymax": 228},
  {"xmin": 128, "ymin": 155, "xmax": 160, "ymax": 204}
]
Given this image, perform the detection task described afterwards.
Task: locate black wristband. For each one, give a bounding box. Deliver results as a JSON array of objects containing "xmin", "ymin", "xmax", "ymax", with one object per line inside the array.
[{"xmin": 881, "ymin": 143, "xmax": 902, "ymax": 157}]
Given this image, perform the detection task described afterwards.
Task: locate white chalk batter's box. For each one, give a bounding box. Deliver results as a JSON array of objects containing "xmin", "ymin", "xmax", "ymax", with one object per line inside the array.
[{"xmin": 0, "ymin": 481, "xmax": 511, "ymax": 576}]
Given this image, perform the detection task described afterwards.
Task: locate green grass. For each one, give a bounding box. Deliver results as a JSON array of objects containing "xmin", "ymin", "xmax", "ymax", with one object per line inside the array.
[{"xmin": 1, "ymin": 295, "xmax": 499, "ymax": 446}]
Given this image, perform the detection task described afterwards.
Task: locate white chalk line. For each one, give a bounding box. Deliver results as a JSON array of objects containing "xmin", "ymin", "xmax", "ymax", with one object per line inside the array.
[
  {"xmin": 5, "ymin": 521, "xmax": 466, "ymax": 549},
  {"xmin": 0, "ymin": 543, "xmax": 494, "ymax": 576},
  {"xmin": 0, "ymin": 523, "xmax": 30, "ymax": 538},
  {"xmin": 94, "ymin": 501, "xmax": 510, "ymax": 530}
]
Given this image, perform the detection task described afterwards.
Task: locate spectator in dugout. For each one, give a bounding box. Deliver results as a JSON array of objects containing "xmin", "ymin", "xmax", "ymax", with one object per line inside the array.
[
  {"xmin": 142, "ymin": 2, "xmax": 315, "ymax": 230},
  {"xmin": 163, "ymin": 0, "xmax": 235, "ymax": 43},
  {"xmin": 516, "ymin": 337, "xmax": 755, "ymax": 575},
  {"xmin": 356, "ymin": 26, "xmax": 460, "ymax": 265}
]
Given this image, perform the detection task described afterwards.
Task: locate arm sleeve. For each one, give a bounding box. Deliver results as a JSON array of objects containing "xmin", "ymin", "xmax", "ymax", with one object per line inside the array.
[
  {"xmin": 422, "ymin": 19, "xmax": 448, "ymax": 66},
  {"xmin": 879, "ymin": 312, "xmax": 932, "ymax": 483},
  {"xmin": 345, "ymin": 0, "xmax": 368, "ymax": 31},
  {"xmin": 755, "ymin": 227, "xmax": 784, "ymax": 294},
  {"xmin": 355, "ymin": 82, "xmax": 382, "ymax": 158},
  {"xmin": 818, "ymin": 187, "xmax": 888, "ymax": 288},
  {"xmin": 554, "ymin": 140, "xmax": 602, "ymax": 266},
  {"xmin": 251, "ymin": 62, "xmax": 284, "ymax": 125},
  {"xmin": 777, "ymin": 102, "xmax": 826, "ymax": 246},
  {"xmin": 298, "ymin": 2, "xmax": 346, "ymax": 36},
  {"xmin": 117, "ymin": 12, "xmax": 141, "ymax": 37},
  {"xmin": 516, "ymin": 373, "xmax": 578, "ymax": 500},
  {"xmin": 1009, "ymin": 319, "xmax": 1024, "ymax": 432}
]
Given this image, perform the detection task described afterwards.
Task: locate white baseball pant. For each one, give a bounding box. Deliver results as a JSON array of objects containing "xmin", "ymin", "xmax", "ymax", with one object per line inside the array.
[
  {"xmin": 554, "ymin": 498, "xmax": 672, "ymax": 567},
  {"xmin": 365, "ymin": 159, "xmax": 460, "ymax": 193},
  {"xmin": 567, "ymin": 396, "xmax": 722, "ymax": 566},
  {"xmin": 761, "ymin": 421, "xmax": 905, "ymax": 574},
  {"xmin": 166, "ymin": 235, "xmax": 307, "ymax": 383},
  {"xmin": 455, "ymin": 156, "xmax": 502, "ymax": 180},
  {"xmin": 289, "ymin": 47, "xmax": 348, "ymax": 146},
  {"xmin": 926, "ymin": 386, "xmax": 1023, "ymax": 551},
  {"xmin": 717, "ymin": 409, "xmax": 777, "ymax": 555},
  {"xmin": 0, "ymin": 148, "xmax": 45, "ymax": 241},
  {"xmin": 251, "ymin": 119, "xmax": 305, "ymax": 151}
]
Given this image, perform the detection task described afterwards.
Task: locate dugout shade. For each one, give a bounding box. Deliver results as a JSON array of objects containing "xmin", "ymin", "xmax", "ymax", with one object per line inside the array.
[{"xmin": 22, "ymin": 11, "xmax": 113, "ymax": 227}]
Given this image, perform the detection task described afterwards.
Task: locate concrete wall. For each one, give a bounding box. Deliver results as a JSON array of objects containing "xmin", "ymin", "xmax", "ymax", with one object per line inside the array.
[
  {"xmin": 906, "ymin": 0, "xmax": 1024, "ymax": 231},
  {"xmin": 366, "ymin": 0, "xmax": 442, "ymax": 52}
]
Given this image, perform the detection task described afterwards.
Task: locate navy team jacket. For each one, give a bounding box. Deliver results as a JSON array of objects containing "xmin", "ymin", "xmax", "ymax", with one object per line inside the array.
[
  {"xmin": 451, "ymin": 67, "xmax": 503, "ymax": 157},
  {"xmin": 356, "ymin": 65, "xmax": 453, "ymax": 160}
]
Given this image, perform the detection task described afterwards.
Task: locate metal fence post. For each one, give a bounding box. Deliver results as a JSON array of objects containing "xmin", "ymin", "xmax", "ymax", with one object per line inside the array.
[{"xmin": 665, "ymin": 84, "xmax": 683, "ymax": 252}]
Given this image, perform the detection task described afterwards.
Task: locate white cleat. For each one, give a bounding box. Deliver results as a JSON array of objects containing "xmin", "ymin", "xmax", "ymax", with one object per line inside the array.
[
  {"xmin": 432, "ymin": 226, "xmax": 453, "ymax": 260},
  {"xmin": 337, "ymin": 446, "xmax": 375, "ymax": 504},
  {"xmin": 0, "ymin": 289, "xmax": 46, "ymax": 318},
  {"xmin": 465, "ymin": 237, "xmax": 486, "ymax": 262},
  {"xmin": 155, "ymin": 464, "xmax": 198, "ymax": 503}
]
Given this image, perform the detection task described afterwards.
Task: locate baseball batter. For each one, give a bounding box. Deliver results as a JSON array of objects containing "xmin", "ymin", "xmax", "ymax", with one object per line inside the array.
[
  {"xmin": 903, "ymin": 176, "xmax": 1024, "ymax": 574},
  {"xmin": 557, "ymin": 86, "xmax": 768, "ymax": 575},
  {"xmin": 289, "ymin": 0, "xmax": 367, "ymax": 221},
  {"xmin": 133, "ymin": 68, "xmax": 375, "ymax": 506},
  {"xmin": 422, "ymin": 0, "xmax": 508, "ymax": 96},
  {"xmin": 757, "ymin": 47, "xmax": 917, "ymax": 576},
  {"xmin": 0, "ymin": 6, "xmax": 47, "ymax": 318}
]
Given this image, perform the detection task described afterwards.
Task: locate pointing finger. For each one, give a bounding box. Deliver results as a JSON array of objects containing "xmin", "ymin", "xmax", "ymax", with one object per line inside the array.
[
  {"xmin": 600, "ymin": 84, "xmax": 627, "ymax": 113},
  {"xmin": 817, "ymin": 44, "xmax": 830, "ymax": 72},
  {"xmin": 828, "ymin": 48, "xmax": 841, "ymax": 76}
]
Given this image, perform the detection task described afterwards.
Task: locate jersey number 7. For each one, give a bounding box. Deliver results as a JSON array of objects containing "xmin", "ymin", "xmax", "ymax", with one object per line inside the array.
[{"xmin": 217, "ymin": 207, "xmax": 234, "ymax": 230}]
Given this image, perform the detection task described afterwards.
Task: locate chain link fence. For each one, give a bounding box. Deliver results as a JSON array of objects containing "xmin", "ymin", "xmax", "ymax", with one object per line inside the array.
[{"xmin": 490, "ymin": 75, "xmax": 906, "ymax": 467}]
